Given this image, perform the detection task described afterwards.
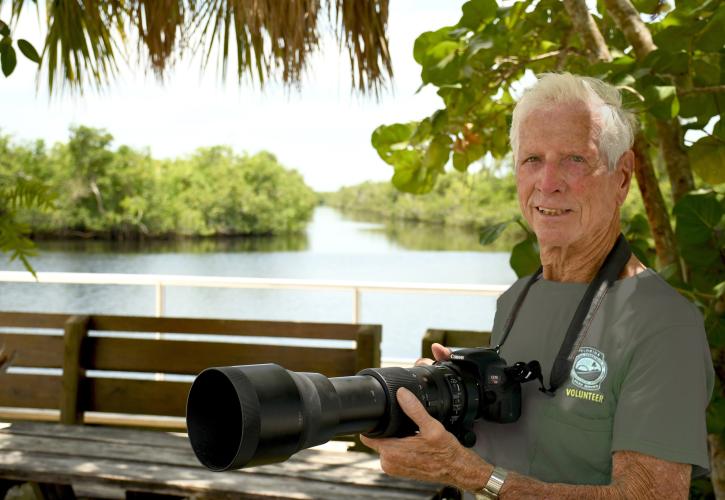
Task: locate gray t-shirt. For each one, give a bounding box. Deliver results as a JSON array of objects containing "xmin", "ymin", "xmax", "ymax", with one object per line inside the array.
[{"xmin": 472, "ymin": 268, "xmax": 713, "ymax": 485}]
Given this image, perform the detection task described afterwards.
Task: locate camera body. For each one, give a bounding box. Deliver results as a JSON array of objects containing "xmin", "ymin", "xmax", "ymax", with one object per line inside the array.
[
  {"xmin": 447, "ymin": 347, "xmax": 524, "ymax": 423},
  {"xmin": 359, "ymin": 347, "xmax": 530, "ymax": 448}
]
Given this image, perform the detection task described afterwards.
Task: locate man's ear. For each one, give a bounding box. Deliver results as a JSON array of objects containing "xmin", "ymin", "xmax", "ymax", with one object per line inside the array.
[{"xmin": 615, "ymin": 150, "xmax": 634, "ymax": 206}]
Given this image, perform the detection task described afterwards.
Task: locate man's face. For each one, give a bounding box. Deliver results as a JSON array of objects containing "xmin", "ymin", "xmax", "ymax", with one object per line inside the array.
[{"xmin": 515, "ymin": 101, "xmax": 625, "ymax": 251}]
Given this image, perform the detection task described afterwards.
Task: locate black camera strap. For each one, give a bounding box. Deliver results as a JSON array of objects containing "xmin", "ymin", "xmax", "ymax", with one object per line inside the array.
[{"xmin": 494, "ymin": 234, "xmax": 632, "ymax": 396}]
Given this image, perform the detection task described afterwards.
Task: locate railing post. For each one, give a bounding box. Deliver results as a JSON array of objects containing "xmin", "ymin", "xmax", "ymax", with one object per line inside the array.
[
  {"xmin": 154, "ymin": 282, "xmax": 165, "ymax": 363},
  {"xmin": 352, "ymin": 287, "xmax": 361, "ymax": 324},
  {"xmin": 155, "ymin": 282, "xmax": 165, "ymax": 317}
]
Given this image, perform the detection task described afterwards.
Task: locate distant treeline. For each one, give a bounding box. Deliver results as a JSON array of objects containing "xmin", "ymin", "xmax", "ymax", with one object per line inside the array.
[
  {"xmin": 324, "ymin": 170, "xmax": 521, "ymax": 230},
  {"xmin": 323, "ymin": 168, "xmax": 648, "ymax": 242},
  {"xmin": 1, "ymin": 126, "xmax": 317, "ymax": 239}
]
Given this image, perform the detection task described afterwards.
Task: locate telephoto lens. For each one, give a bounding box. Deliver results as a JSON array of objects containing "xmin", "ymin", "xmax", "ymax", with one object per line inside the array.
[
  {"xmin": 186, "ymin": 348, "xmax": 537, "ymax": 471},
  {"xmin": 186, "ymin": 362, "xmax": 479, "ymax": 471}
]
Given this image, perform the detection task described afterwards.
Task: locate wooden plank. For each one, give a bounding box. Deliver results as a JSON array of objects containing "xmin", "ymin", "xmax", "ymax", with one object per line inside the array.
[
  {"xmin": 0, "ymin": 312, "xmax": 70, "ymax": 329},
  {"xmin": 0, "ymin": 333, "xmax": 64, "ymax": 368},
  {"xmin": 86, "ymin": 338, "xmax": 358, "ymax": 377},
  {"xmin": 0, "ymin": 374, "xmax": 61, "ymax": 409},
  {"xmin": 87, "ymin": 379, "xmax": 191, "ymax": 417},
  {"xmin": 0, "ymin": 423, "xmax": 438, "ymax": 498},
  {"xmin": 0, "ymin": 422, "xmax": 196, "ymax": 454},
  {"xmin": 0, "ymin": 424, "xmax": 370, "ymax": 477},
  {"xmin": 0, "ymin": 453, "xmax": 432, "ymax": 500},
  {"xmin": 89, "ymin": 315, "xmax": 367, "ymax": 340},
  {"xmin": 61, "ymin": 316, "xmax": 89, "ymax": 425}
]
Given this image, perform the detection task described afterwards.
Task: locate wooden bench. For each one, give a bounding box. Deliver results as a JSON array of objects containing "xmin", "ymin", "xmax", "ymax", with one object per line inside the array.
[
  {"xmin": 0, "ymin": 311, "xmax": 436, "ymax": 499},
  {"xmin": 0, "ymin": 312, "xmax": 381, "ymax": 429},
  {"xmin": 421, "ymin": 328, "xmax": 491, "ymax": 360}
]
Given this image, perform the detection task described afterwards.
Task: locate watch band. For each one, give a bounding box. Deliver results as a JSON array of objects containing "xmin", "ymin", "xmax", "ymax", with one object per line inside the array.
[{"xmin": 474, "ymin": 466, "xmax": 508, "ymax": 499}]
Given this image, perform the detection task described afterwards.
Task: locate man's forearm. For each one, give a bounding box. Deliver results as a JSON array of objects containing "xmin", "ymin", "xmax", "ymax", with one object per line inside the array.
[
  {"xmin": 490, "ymin": 451, "xmax": 690, "ymax": 500},
  {"xmin": 500, "ymin": 472, "xmax": 626, "ymax": 499}
]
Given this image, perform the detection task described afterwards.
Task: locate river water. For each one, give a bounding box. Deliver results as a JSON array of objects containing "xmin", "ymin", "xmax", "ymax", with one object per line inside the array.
[{"xmin": 0, "ymin": 207, "xmax": 517, "ymax": 361}]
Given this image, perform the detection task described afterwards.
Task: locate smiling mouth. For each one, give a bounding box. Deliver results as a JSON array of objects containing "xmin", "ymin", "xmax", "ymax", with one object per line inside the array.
[{"xmin": 536, "ymin": 206, "xmax": 572, "ymax": 216}]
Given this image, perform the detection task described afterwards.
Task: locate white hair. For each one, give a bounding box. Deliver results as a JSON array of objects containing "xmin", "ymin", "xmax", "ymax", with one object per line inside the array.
[{"xmin": 509, "ymin": 72, "xmax": 637, "ymax": 171}]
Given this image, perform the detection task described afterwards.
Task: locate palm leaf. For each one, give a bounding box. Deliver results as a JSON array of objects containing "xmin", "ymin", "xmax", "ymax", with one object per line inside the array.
[
  {"xmin": 32, "ymin": 0, "xmax": 392, "ymax": 95},
  {"xmin": 44, "ymin": 0, "xmax": 120, "ymax": 94}
]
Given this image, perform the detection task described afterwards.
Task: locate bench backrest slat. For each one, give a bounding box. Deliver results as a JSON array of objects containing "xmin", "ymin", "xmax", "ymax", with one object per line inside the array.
[
  {"xmin": 0, "ymin": 312, "xmax": 69, "ymax": 329},
  {"xmin": 87, "ymin": 337, "xmax": 357, "ymax": 377},
  {"xmin": 1, "ymin": 333, "xmax": 63, "ymax": 368},
  {"xmin": 88, "ymin": 378, "xmax": 190, "ymax": 417},
  {"xmin": 0, "ymin": 374, "xmax": 61, "ymax": 409},
  {"xmin": 90, "ymin": 315, "xmax": 362, "ymax": 340}
]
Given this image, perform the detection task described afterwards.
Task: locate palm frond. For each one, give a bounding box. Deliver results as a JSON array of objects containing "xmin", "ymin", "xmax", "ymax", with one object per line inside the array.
[
  {"xmin": 44, "ymin": 0, "xmax": 120, "ymax": 94},
  {"xmin": 133, "ymin": 0, "xmax": 184, "ymax": 77},
  {"xmin": 335, "ymin": 0, "xmax": 392, "ymax": 96},
  {"xmin": 34, "ymin": 0, "xmax": 391, "ymax": 95}
]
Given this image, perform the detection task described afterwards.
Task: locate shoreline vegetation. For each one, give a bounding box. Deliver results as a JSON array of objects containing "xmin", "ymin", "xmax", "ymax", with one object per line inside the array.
[
  {"xmin": 2, "ymin": 126, "xmax": 317, "ymax": 240},
  {"xmin": 5, "ymin": 126, "xmax": 651, "ymax": 252},
  {"xmin": 322, "ymin": 169, "xmax": 523, "ymax": 250}
]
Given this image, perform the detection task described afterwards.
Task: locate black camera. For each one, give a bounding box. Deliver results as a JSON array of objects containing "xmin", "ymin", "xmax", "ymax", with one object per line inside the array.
[{"xmin": 186, "ymin": 347, "xmax": 542, "ymax": 471}]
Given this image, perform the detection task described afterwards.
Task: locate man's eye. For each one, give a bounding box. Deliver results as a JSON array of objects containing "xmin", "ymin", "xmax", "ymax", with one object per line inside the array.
[
  {"xmin": 570, "ymin": 155, "xmax": 585, "ymax": 163},
  {"xmin": 522, "ymin": 156, "xmax": 539, "ymax": 164}
]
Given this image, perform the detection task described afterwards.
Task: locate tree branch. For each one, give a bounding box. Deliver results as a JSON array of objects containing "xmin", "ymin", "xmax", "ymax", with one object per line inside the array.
[
  {"xmin": 602, "ymin": 0, "xmax": 655, "ymax": 58},
  {"xmin": 563, "ymin": 0, "xmax": 612, "ymax": 62},
  {"xmin": 632, "ymin": 134, "xmax": 681, "ymax": 271},
  {"xmin": 604, "ymin": 0, "xmax": 694, "ymax": 203}
]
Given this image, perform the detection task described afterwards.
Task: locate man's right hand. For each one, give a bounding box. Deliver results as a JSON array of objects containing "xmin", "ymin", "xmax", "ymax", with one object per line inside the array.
[{"xmin": 414, "ymin": 342, "xmax": 452, "ymax": 366}]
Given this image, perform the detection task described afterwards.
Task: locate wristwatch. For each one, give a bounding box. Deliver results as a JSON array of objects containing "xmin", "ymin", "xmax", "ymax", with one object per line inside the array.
[{"xmin": 474, "ymin": 466, "xmax": 508, "ymax": 499}]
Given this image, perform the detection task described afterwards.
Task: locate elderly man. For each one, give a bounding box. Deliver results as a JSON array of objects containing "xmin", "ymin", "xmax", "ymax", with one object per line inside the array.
[{"xmin": 361, "ymin": 73, "xmax": 713, "ymax": 499}]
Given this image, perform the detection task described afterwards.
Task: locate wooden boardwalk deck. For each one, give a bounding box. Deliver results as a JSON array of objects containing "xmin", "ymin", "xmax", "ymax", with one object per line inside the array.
[{"xmin": 0, "ymin": 421, "xmax": 441, "ymax": 499}]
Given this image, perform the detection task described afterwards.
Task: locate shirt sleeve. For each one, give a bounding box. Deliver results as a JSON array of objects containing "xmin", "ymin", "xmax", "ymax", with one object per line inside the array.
[{"xmin": 611, "ymin": 322, "xmax": 714, "ymax": 474}]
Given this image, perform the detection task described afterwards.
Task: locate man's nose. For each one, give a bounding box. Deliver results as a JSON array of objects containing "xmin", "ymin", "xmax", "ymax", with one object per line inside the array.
[{"xmin": 536, "ymin": 161, "xmax": 565, "ymax": 193}]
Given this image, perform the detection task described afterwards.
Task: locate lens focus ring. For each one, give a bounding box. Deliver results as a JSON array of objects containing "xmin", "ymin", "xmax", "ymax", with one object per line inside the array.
[{"xmin": 357, "ymin": 367, "xmax": 424, "ymax": 438}]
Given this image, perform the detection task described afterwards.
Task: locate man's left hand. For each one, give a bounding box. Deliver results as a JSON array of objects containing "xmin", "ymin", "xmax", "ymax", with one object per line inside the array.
[{"xmin": 360, "ymin": 387, "xmax": 490, "ymax": 490}]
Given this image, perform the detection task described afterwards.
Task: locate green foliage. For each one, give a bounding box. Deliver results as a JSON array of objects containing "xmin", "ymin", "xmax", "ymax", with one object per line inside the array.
[
  {"xmin": 372, "ymin": 0, "xmax": 724, "ymax": 196},
  {"xmin": 0, "ymin": 128, "xmax": 317, "ymax": 251},
  {"xmin": 509, "ymin": 229, "xmax": 540, "ymax": 277},
  {"xmin": 689, "ymin": 137, "xmax": 725, "ymax": 185},
  {"xmin": 478, "ymin": 215, "xmax": 540, "ymax": 277},
  {"xmin": 671, "ymin": 190, "xmax": 724, "ymax": 310},
  {"xmin": 0, "ymin": 173, "xmax": 56, "ymax": 276},
  {"xmin": 0, "ymin": 18, "xmax": 41, "ymax": 77}
]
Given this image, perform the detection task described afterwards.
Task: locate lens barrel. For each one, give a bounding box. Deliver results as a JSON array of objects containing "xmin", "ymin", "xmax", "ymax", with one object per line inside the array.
[
  {"xmin": 186, "ymin": 364, "xmax": 387, "ymax": 470},
  {"xmin": 186, "ymin": 362, "xmax": 474, "ymax": 471}
]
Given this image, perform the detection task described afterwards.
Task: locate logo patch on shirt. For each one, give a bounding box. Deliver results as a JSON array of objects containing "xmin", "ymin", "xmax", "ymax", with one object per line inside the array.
[{"xmin": 570, "ymin": 346, "xmax": 608, "ymax": 391}]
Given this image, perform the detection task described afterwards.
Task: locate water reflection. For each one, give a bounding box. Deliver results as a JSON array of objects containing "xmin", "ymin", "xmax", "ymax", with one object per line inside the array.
[
  {"xmin": 33, "ymin": 233, "xmax": 309, "ymax": 254},
  {"xmin": 333, "ymin": 210, "xmax": 510, "ymax": 252}
]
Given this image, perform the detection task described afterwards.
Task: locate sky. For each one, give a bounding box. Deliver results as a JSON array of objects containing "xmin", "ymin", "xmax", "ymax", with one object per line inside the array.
[{"xmin": 1, "ymin": 1, "xmax": 468, "ymax": 192}]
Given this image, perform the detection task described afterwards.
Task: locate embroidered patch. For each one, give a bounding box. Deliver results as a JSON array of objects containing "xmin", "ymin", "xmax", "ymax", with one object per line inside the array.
[{"xmin": 570, "ymin": 346, "xmax": 608, "ymax": 391}]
